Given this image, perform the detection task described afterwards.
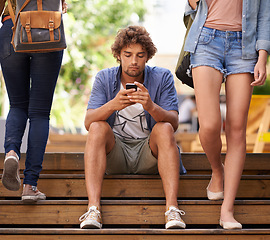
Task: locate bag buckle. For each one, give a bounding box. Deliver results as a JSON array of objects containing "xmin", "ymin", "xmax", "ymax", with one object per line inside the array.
[
  {"xmin": 25, "ymin": 23, "xmax": 31, "ymax": 32},
  {"xmin": 48, "ymin": 20, "xmax": 54, "ymax": 31}
]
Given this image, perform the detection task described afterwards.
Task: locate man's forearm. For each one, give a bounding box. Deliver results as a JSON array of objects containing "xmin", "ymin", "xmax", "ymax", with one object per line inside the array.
[
  {"xmin": 147, "ymin": 103, "xmax": 179, "ymax": 131},
  {"xmin": 84, "ymin": 101, "xmax": 116, "ymax": 131}
]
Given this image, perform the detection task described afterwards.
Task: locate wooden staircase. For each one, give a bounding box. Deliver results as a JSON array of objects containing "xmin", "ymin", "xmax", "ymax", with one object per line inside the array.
[{"xmin": 0, "ymin": 152, "xmax": 269, "ymax": 239}]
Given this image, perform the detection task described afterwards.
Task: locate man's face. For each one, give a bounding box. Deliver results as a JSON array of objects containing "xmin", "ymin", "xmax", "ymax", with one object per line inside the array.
[{"xmin": 118, "ymin": 43, "xmax": 148, "ymax": 79}]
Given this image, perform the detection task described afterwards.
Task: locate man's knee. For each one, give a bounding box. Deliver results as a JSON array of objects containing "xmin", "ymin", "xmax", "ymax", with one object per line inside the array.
[
  {"xmin": 152, "ymin": 122, "xmax": 175, "ymax": 137},
  {"xmin": 151, "ymin": 122, "xmax": 176, "ymax": 145},
  {"xmin": 87, "ymin": 121, "xmax": 112, "ymax": 140}
]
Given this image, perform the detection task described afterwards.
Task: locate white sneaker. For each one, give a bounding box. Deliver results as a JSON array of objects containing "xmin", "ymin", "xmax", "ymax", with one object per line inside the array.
[
  {"xmin": 2, "ymin": 153, "xmax": 21, "ymax": 191},
  {"xmin": 79, "ymin": 206, "xmax": 102, "ymax": 229},
  {"xmin": 165, "ymin": 206, "xmax": 186, "ymax": 229}
]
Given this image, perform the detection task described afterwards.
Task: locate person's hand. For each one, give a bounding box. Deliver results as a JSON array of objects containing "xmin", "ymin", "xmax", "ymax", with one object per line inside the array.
[
  {"xmin": 251, "ymin": 50, "xmax": 268, "ymax": 86},
  {"xmin": 111, "ymin": 88, "xmax": 136, "ymax": 111},
  {"xmin": 62, "ymin": 0, "xmax": 68, "ymax": 13},
  {"xmin": 128, "ymin": 82, "xmax": 154, "ymax": 112}
]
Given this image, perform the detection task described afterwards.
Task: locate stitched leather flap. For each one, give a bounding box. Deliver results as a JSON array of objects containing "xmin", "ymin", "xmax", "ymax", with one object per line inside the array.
[{"xmin": 20, "ymin": 11, "xmax": 62, "ymax": 29}]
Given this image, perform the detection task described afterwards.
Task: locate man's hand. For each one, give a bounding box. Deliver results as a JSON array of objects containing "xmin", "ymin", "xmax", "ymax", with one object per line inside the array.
[
  {"xmin": 125, "ymin": 82, "xmax": 178, "ymax": 131},
  {"xmin": 111, "ymin": 88, "xmax": 136, "ymax": 111},
  {"xmin": 127, "ymin": 82, "xmax": 154, "ymax": 112}
]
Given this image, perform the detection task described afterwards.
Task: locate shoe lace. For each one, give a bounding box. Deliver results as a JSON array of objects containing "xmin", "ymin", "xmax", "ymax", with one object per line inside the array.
[
  {"xmin": 79, "ymin": 206, "xmax": 101, "ymax": 222},
  {"xmin": 165, "ymin": 207, "xmax": 185, "ymax": 221}
]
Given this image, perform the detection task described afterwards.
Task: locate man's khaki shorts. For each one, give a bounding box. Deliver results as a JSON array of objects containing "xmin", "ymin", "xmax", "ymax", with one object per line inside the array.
[{"xmin": 106, "ymin": 135, "xmax": 158, "ymax": 174}]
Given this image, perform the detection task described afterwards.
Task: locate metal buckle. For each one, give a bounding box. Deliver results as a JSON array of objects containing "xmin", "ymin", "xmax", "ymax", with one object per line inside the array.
[
  {"xmin": 25, "ymin": 23, "xmax": 31, "ymax": 32},
  {"xmin": 49, "ymin": 20, "xmax": 54, "ymax": 31}
]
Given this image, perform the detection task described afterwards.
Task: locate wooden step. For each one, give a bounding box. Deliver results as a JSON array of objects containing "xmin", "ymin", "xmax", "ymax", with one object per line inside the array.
[
  {"xmin": 0, "ymin": 200, "xmax": 269, "ymax": 225},
  {"xmin": 0, "ymin": 174, "xmax": 269, "ymax": 199},
  {"xmin": 0, "ymin": 153, "xmax": 269, "ymax": 174},
  {"xmin": 0, "ymin": 228, "xmax": 270, "ymax": 240}
]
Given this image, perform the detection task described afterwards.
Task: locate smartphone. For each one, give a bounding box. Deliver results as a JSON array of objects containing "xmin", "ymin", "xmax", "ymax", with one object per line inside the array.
[{"xmin": 126, "ymin": 83, "xmax": 137, "ymax": 91}]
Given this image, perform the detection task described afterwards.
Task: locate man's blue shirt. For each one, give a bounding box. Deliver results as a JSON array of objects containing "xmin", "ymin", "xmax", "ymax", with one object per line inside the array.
[{"xmin": 87, "ymin": 65, "xmax": 179, "ymax": 132}]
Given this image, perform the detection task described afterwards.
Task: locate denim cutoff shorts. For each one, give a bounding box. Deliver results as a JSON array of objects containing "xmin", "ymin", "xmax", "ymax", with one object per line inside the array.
[{"xmin": 190, "ymin": 26, "xmax": 257, "ymax": 78}]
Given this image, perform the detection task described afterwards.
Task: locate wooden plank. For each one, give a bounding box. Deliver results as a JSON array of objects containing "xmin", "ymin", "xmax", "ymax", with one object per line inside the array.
[
  {"xmin": 0, "ymin": 153, "xmax": 269, "ymax": 172},
  {"xmin": 175, "ymin": 132, "xmax": 197, "ymax": 152},
  {"xmin": 182, "ymin": 153, "xmax": 270, "ymax": 172},
  {"xmin": 0, "ymin": 228, "xmax": 270, "ymax": 240},
  {"xmin": 189, "ymin": 133, "xmax": 265, "ymax": 153},
  {"xmin": 0, "ymin": 200, "xmax": 269, "ymax": 225},
  {"xmin": 247, "ymin": 95, "xmax": 270, "ymax": 135},
  {"xmin": 2, "ymin": 228, "xmax": 270, "ymax": 234},
  {"xmin": 46, "ymin": 134, "xmax": 87, "ymax": 152},
  {"xmin": 253, "ymin": 100, "xmax": 270, "ymax": 153},
  {"xmin": 0, "ymin": 235, "xmax": 269, "ymax": 240},
  {"xmin": 0, "ymin": 174, "xmax": 269, "ymax": 199}
]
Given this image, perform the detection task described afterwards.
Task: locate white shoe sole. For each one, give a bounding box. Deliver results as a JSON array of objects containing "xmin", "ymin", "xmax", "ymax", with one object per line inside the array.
[
  {"xmin": 166, "ymin": 220, "xmax": 186, "ymax": 229},
  {"xmin": 80, "ymin": 219, "xmax": 102, "ymax": 229},
  {"xmin": 21, "ymin": 195, "xmax": 46, "ymax": 202},
  {"xmin": 2, "ymin": 156, "xmax": 21, "ymax": 191}
]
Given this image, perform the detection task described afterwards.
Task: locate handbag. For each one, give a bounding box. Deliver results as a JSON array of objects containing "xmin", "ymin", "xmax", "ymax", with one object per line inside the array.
[
  {"xmin": 8, "ymin": 0, "xmax": 66, "ymax": 53},
  {"xmin": 175, "ymin": 14, "xmax": 194, "ymax": 88},
  {"xmin": 0, "ymin": 0, "xmax": 6, "ymax": 17}
]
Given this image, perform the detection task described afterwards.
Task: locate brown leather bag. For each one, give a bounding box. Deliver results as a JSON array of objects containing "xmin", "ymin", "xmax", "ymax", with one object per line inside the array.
[
  {"xmin": 0, "ymin": 0, "xmax": 6, "ymax": 17},
  {"xmin": 8, "ymin": 0, "xmax": 66, "ymax": 53}
]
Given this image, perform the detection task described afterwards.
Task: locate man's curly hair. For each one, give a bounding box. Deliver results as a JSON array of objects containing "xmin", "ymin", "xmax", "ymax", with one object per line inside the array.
[{"xmin": 111, "ymin": 26, "xmax": 157, "ymax": 62}]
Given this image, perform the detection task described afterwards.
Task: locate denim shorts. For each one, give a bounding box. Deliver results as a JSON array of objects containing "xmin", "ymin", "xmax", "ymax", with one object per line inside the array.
[
  {"xmin": 190, "ymin": 26, "xmax": 257, "ymax": 78},
  {"xmin": 106, "ymin": 135, "xmax": 158, "ymax": 175}
]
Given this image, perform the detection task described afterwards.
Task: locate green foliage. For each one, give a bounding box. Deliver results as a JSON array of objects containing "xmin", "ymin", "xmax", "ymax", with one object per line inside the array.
[
  {"xmin": 51, "ymin": 0, "xmax": 146, "ymax": 131},
  {"xmin": 253, "ymin": 78, "xmax": 270, "ymax": 95},
  {"xmin": 253, "ymin": 56, "xmax": 270, "ymax": 95}
]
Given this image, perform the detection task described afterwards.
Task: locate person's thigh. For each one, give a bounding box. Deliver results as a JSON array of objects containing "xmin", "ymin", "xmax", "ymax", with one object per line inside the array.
[
  {"xmin": 225, "ymin": 73, "xmax": 253, "ymax": 128},
  {"xmin": 29, "ymin": 51, "xmax": 63, "ymax": 117},
  {"xmin": 192, "ymin": 66, "xmax": 223, "ymax": 129},
  {"xmin": 223, "ymin": 33, "xmax": 255, "ymax": 129},
  {"xmin": 0, "ymin": 20, "xmax": 31, "ymax": 109},
  {"xmin": 106, "ymin": 136, "xmax": 158, "ymax": 175},
  {"xmin": 191, "ymin": 27, "xmax": 225, "ymax": 128},
  {"xmin": 105, "ymin": 136, "xmax": 129, "ymax": 174},
  {"xmin": 135, "ymin": 136, "xmax": 158, "ymax": 174}
]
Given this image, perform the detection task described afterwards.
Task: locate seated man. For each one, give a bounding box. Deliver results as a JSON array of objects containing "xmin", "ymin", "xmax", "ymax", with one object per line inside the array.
[{"xmin": 79, "ymin": 26, "xmax": 186, "ymax": 229}]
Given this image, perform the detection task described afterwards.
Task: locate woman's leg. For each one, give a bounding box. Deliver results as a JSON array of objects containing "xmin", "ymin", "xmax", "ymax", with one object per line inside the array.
[
  {"xmin": 192, "ymin": 66, "xmax": 224, "ymax": 193},
  {"xmin": 0, "ymin": 20, "xmax": 30, "ymax": 158},
  {"xmin": 23, "ymin": 51, "xmax": 63, "ymax": 187},
  {"xmin": 0, "ymin": 20, "xmax": 31, "ymax": 191},
  {"xmin": 221, "ymin": 73, "xmax": 253, "ymax": 223}
]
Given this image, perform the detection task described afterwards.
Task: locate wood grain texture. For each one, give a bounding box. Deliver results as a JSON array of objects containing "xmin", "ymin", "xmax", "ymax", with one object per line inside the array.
[{"xmin": 0, "ymin": 200, "xmax": 269, "ymax": 225}]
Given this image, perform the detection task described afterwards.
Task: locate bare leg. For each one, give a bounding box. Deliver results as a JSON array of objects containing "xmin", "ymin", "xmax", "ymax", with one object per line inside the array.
[
  {"xmin": 192, "ymin": 66, "xmax": 224, "ymax": 193},
  {"xmin": 149, "ymin": 122, "xmax": 180, "ymax": 209},
  {"xmin": 84, "ymin": 121, "xmax": 115, "ymax": 209},
  {"xmin": 221, "ymin": 73, "xmax": 253, "ymax": 223}
]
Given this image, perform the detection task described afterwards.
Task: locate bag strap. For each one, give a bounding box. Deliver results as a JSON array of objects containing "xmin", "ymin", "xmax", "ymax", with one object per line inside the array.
[
  {"xmin": 7, "ymin": 0, "xmax": 15, "ymax": 23},
  {"xmin": 37, "ymin": 0, "xmax": 42, "ymax": 11},
  {"xmin": 8, "ymin": 0, "xmax": 31, "ymax": 24},
  {"xmin": 175, "ymin": 0, "xmax": 200, "ymax": 73},
  {"xmin": 10, "ymin": 0, "xmax": 31, "ymax": 48},
  {"xmin": 175, "ymin": 15, "xmax": 193, "ymax": 72},
  {"xmin": 0, "ymin": 0, "xmax": 7, "ymax": 17}
]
